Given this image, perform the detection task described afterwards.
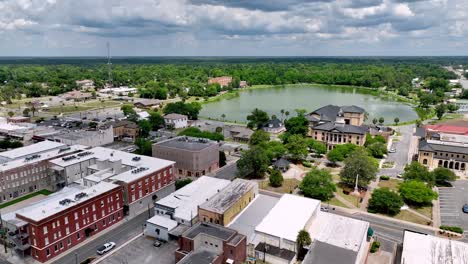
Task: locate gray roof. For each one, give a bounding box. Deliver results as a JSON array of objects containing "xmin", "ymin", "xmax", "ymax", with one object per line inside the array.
[
  {"xmin": 164, "ymin": 113, "xmax": 188, "ymax": 119},
  {"xmin": 199, "ymin": 179, "xmax": 256, "ymax": 214},
  {"xmin": 264, "ymin": 118, "xmax": 283, "ymax": 128},
  {"xmin": 228, "ymin": 194, "xmax": 279, "ymax": 243},
  {"xmin": 309, "ymin": 105, "xmax": 365, "ymax": 122},
  {"xmin": 303, "ymin": 240, "xmax": 358, "ymax": 264},
  {"xmin": 178, "ymin": 250, "xmax": 218, "ymax": 264},
  {"xmin": 274, "ymin": 158, "xmax": 290, "ymax": 168},
  {"xmin": 154, "ymin": 136, "xmax": 217, "ymax": 151},
  {"xmin": 255, "ymin": 242, "xmax": 296, "ymax": 262},
  {"xmin": 419, "ymin": 140, "xmax": 468, "ymax": 155},
  {"xmin": 341, "ymin": 105, "xmax": 366, "ymax": 114},
  {"xmin": 312, "ymin": 122, "xmax": 367, "ymax": 135},
  {"xmin": 183, "ymin": 222, "xmax": 236, "ymax": 241}
]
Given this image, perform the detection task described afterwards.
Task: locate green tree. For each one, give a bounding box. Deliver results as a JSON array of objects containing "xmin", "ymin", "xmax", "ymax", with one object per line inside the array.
[
  {"xmin": 237, "ymin": 146, "xmax": 269, "ymax": 179},
  {"xmin": 394, "ymin": 117, "xmax": 400, "ymax": 125},
  {"xmin": 372, "ymin": 118, "xmax": 378, "ymax": 125},
  {"xmin": 435, "ymin": 104, "xmax": 446, "ymax": 120},
  {"xmin": 402, "ymin": 162, "xmax": 435, "ymax": 185},
  {"xmin": 7, "ymin": 111, "xmax": 14, "ymax": 118},
  {"xmin": 178, "ymin": 127, "xmax": 224, "ymax": 141},
  {"xmin": 368, "ymin": 188, "xmax": 403, "ymax": 216},
  {"xmin": 175, "ymin": 179, "xmax": 192, "ymax": 190},
  {"xmin": 250, "ymin": 129, "xmax": 270, "ymax": 145},
  {"xmin": 219, "ymin": 151, "xmax": 227, "ymax": 167},
  {"xmin": 269, "ymin": 169, "xmax": 284, "ymax": 187},
  {"xmin": 138, "ymin": 119, "xmax": 152, "ymax": 137},
  {"xmin": 164, "ymin": 101, "xmax": 202, "ymax": 120},
  {"xmin": 148, "ymin": 111, "xmax": 165, "ymax": 131},
  {"xmin": 246, "ymin": 108, "xmax": 269, "ymax": 129},
  {"xmin": 327, "ymin": 144, "xmax": 356, "ymax": 164},
  {"xmin": 340, "ymin": 148, "xmax": 378, "ymax": 188},
  {"xmin": 432, "ymin": 167, "xmax": 456, "ymax": 186},
  {"xmin": 399, "ymin": 180, "xmax": 438, "ymax": 206},
  {"xmin": 307, "ymin": 139, "xmax": 327, "ymax": 156},
  {"xmin": 447, "ymin": 104, "xmax": 460, "ymax": 113},
  {"xmin": 263, "ymin": 141, "xmax": 287, "ymax": 160},
  {"xmin": 296, "ymin": 230, "xmax": 312, "ymax": 261},
  {"xmin": 22, "ymin": 108, "xmax": 30, "ymax": 117},
  {"xmin": 300, "ymin": 168, "xmax": 336, "ymax": 201},
  {"xmin": 378, "ymin": 117, "xmax": 385, "ymax": 125},
  {"xmin": 121, "ymin": 104, "xmax": 136, "ymax": 117},
  {"xmin": 366, "ymin": 142, "xmax": 388, "ymax": 159},
  {"xmin": 284, "ymin": 112, "xmax": 309, "ymax": 136},
  {"xmin": 134, "ymin": 138, "xmax": 152, "ymax": 156},
  {"xmin": 285, "ymin": 134, "xmax": 308, "ymax": 161}
]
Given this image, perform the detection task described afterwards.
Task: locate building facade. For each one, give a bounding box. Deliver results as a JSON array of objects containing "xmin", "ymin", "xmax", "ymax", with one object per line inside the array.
[
  {"xmin": 198, "ymin": 179, "xmax": 258, "ymax": 226},
  {"xmin": 110, "ymin": 120, "xmax": 140, "ymax": 141},
  {"xmin": 418, "ymin": 139, "xmax": 468, "ymax": 172},
  {"xmin": 307, "ymin": 105, "xmax": 367, "ymax": 150},
  {"xmin": 15, "ymin": 182, "xmax": 124, "ymax": 263},
  {"xmin": 164, "ymin": 114, "xmax": 188, "ymax": 129},
  {"xmin": 152, "ymin": 137, "xmax": 219, "ymax": 178},
  {"xmin": 175, "ymin": 222, "xmax": 247, "ymax": 264}
]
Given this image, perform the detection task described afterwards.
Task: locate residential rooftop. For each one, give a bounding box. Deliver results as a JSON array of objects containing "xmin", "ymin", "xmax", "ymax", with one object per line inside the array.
[
  {"xmin": 199, "ymin": 179, "xmax": 257, "ymax": 214},
  {"xmin": 16, "ymin": 182, "xmax": 120, "ymax": 223},
  {"xmin": 154, "ymin": 136, "xmax": 218, "ymax": 152},
  {"xmin": 155, "ymin": 176, "xmax": 230, "ymax": 222},
  {"xmin": 49, "ymin": 147, "xmax": 175, "ymax": 183},
  {"xmin": 401, "ymin": 231, "xmax": 468, "ymax": 264},
  {"xmin": 147, "ymin": 215, "xmax": 178, "ymax": 230},
  {"xmin": 183, "ymin": 222, "xmax": 236, "ymax": 241},
  {"xmin": 164, "ymin": 113, "xmax": 188, "ymax": 119},
  {"xmin": 255, "ymin": 194, "xmax": 320, "ymax": 242}
]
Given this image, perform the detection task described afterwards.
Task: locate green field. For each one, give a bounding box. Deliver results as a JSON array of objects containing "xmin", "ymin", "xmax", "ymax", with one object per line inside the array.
[{"xmin": 0, "ymin": 189, "xmax": 53, "ymax": 209}]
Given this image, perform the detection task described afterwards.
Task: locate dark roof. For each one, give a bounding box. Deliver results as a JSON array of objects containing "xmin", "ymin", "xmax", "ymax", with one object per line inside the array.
[
  {"xmin": 312, "ymin": 122, "xmax": 367, "ymax": 135},
  {"xmin": 109, "ymin": 120, "xmax": 138, "ymax": 129},
  {"xmin": 415, "ymin": 127, "xmax": 426, "ymax": 138},
  {"xmin": 183, "ymin": 222, "xmax": 236, "ymax": 241},
  {"xmin": 264, "ymin": 118, "xmax": 283, "ymax": 128},
  {"xmin": 154, "ymin": 136, "xmax": 217, "ymax": 151},
  {"xmin": 178, "ymin": 250, "xmax": 218, "ymax": 264},
  {"xmin": 341, "ymin": 105, "xmax": 366, "ymax": 114},
  {"xmin": 303, "ymin": 240, "xmax": 358, "ymax": 264},
  {"xmin": 273, "ymin": 158, "xmax": 290, "ymax": 167},
  {"xmin": 309, "ymin": 105, "xmax": 365, "ymax": 123},
  {"xmin": 418, "ymin": 140, "xmax": 468, "ymax": 155},
  {"xmin": 255, "ymin": 242, "xmax": 296, "ymax": 262}
]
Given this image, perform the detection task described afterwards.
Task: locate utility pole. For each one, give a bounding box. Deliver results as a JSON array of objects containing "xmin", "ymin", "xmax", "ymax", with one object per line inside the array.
[
  {"xmin": 107, "ymin": 42, "xmax": 113, "ymax": 88},
  {"xmin": 75, "ymin": 252, "xmax": 78, "ymax": 264}
]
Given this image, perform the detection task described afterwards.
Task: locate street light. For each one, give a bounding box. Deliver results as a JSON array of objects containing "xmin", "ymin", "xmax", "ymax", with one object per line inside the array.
[{"xmin": 75, "ymin": 252, "xmax": 78, "ymax": 264}]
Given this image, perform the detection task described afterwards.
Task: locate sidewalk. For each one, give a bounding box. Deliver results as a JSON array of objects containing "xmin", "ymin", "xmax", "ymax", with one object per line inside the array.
[{"xmin": 333, "ymin": 193, "xmax": 357, "ymax": 209}]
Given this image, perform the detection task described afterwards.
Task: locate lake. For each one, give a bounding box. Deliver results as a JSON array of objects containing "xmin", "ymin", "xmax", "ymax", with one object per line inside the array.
[{"xmin": 199, "ymin": 85, "xmax": 418, "ymax": 124}]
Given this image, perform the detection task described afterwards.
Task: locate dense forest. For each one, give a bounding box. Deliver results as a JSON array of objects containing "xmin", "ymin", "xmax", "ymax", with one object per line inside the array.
[{"xmin": 0, "ymin": 57, "xmax": 462, "ymax": 101}]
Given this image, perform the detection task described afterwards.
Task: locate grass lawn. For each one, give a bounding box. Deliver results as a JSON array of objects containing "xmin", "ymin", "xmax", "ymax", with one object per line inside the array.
[
  {"xmin": 326, "ymin": 197, "xmax": 349, "ymax": 208},
  {"xmin": 46, "ymin": 100, "xmax": 122, "ymax": 113},
  {"xmin": 377, "ymin": 179, "xmax": 401, "ymax": 192},
  {"xmin": 0, "ymin": 189, "xmax": 53, "ymax": 209},
  {"xmin": 259, "ymin": 178, "xmax": 300, "ymax": 194},
  {"xmin": 331, "ymin": 174, "xmax": 341, "ymax": 182},
  {"xmin": 335, "ymin": 186, "xmax": 360, "ymax": 207},
  {"xmin": 393, "ymin": 210, "xmax": 430, "ymax": 226},
  {"xmin": 411, "ymin": 205, "xmax": 432, "ymax": 220}
]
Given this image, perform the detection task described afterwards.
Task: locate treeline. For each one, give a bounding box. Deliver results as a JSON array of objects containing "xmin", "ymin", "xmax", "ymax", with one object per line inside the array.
[{"xmin": 0, "ymin": 62, "xmax": 456, "ymax": 101}]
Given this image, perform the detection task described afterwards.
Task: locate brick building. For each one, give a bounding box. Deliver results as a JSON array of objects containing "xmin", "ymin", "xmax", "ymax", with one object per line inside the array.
[
  {"xmin": 110, "ymin": 120, "xmax": 140, "ymax": 141},
  {"xmin": 198, "ymin": 179, "xmax": 258, "ymax": 226},
  {"xmin": 152, "ymin": 136, "xmax": 219, "ymax": 179},
  {"xmin": 14, "ymin": 182, "xmax": 123, "ymax": 263},
  {"xmin": 208, "ymin": 76, "xmax": 233, "ymax": 87},
  {"xmin": 175, "ymin": 222, "xmax": 247, "ymax": 264}
]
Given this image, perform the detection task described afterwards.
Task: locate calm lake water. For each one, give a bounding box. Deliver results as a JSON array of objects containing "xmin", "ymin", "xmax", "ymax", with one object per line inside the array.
[{"xmin": 200, "ymin": 85, "xmax": 418, "ymax": 123}]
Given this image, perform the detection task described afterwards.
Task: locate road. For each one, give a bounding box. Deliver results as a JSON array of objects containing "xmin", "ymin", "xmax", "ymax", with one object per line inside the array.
[
  {"xmin": 379, "ymin": 124, "xmax": 416, "ymax": 177},
  {"xmin": 53, "ymin": 212, "xmax": 151, "ymax": 264}
]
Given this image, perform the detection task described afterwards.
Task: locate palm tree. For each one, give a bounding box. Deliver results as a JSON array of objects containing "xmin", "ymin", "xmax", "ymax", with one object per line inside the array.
[
  {"xmin": 296, "ymin": 229, "xmax": 311, "ymax": 260},
  {"xmin": 285, "ymin": 111, "xmax": 290, "ymax": 119},
  {"xmin": 7, "ymin": 111, "xmax": 14, "ymax": 118},
  {"xmin": 280, "ymin": 109, "xmax": 285, "ymax": 121},
  {"xmin": 221, "ymin": 113, "xmax": 226, "ymax": 122},
  {"xmin": 394, "ymin": 117, "xmax": 400, "ymax": 126}
]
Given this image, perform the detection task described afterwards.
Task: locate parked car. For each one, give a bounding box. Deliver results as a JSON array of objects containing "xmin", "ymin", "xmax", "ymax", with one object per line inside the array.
[
  {"xmin": 463, "ymin": 204, "xmax": 468, "ymax": 213},
  {"xmin": 153, "ymin": 240, "xmax": 162, "ymax": 247},
  {"xmin": 396, "ymin": 174, "xmax": 403, "ymax": 179},
  {"xmin": 389, "ymin": 148, "xmax": 396, "ymax": 153},
  {"xmin": 97, "ymin": 242, "xmax": 116, "ymax": 255}
]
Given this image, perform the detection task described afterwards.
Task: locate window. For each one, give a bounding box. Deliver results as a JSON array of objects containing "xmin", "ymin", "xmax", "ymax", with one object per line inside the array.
[
  {"xmin": 64, "ymin": 216, "xmax": 68, "ymax": 224},
  {"xmin": 74, "ymin": 212, "xmax": 78, "ymax": 220},
  {"xmin": 116, "ymin": 194, "xmax": 119, "ymax": 200},
  {"xmin": 43, "ymin": 226, "xmax": 48, "ymax": 234},
  {"xmin": 56, "ymin": 220, "xmax": 60, "ymax": 227},
  {"xmin": 66, "ymin": 227, "xmax": 70, "ymax": 235},
  {"xmin": 101, "ymin": 200, "xmax": 104, "ymax": 207},
  {"xmin": 102, "ymin": 219, "xmax": 106, "ymax": 226},
  {"xmin": 67, "ymin": 238, "xmax": 71, "ymax": 245},
  {"xmin": 52, "ymin": 222, "xmax": 56, "ymax": 229},
  {"xmin": 76, "ymin": 223, "xmax": 79, "ymax": 230},
  {"xmin": 77, "ymin": 232, "xmax": 80, "ymax": 240},
  {"xmin": 45, "ymin": 237, "xmax": 49, "ymax": 245},
  {"xmin": 60, "ymin": 242, "xmax": 63, "ymax": 249},
  {"xmin": 54, "ymin": 244, "xmax": 58, "ymax": 252},
  {"xmin": 46, "ymin": 249, "xmax": 50, "ymax": 256}
]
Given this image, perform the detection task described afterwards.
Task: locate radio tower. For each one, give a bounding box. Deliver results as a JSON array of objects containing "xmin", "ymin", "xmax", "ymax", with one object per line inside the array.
[{"xmin": 106, "ymin": 42, "xmax": 113, "ymax": 87}]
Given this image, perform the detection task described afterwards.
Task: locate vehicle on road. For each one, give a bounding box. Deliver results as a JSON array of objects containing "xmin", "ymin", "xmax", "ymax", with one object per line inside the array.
[
  {"xmin": 463, "ymin": 204, "xmax": 468, "ymax": 213},
  {"xmin": 389, "ymin": 148, "xmax": 396, "ymax": 153},
  {"xmin": 97, "ymin": 242, "xmax": 116, "ymax": 255},
  {"xmin": 396, "ymin": 174, "xmax": 403, "ymax": 179}
]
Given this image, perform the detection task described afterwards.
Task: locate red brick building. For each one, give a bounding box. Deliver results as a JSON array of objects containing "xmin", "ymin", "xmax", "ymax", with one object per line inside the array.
[
  {"xmin": 15, "ymin": 182, "xmax": 123, "ymax": 263},
  {"xmin": 175, "ymin": 222, "xmax": 247, "ymax": 264},
  {"xmin": 208, "ymin": 76, "xmax": 233, "ymax": 87}
]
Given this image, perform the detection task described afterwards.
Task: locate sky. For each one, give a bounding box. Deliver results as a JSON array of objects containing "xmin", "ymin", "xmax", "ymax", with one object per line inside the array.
[{"xmin": 0, "ymin": 0, "xmax": 466, "ymax": 56}]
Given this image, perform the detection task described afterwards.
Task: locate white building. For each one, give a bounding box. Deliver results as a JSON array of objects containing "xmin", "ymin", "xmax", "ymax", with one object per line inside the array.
[
  {"xmin": 75, "ymin": 79, "xmax": 95, "ymax": 90},
  {"xmin": 401, "ymin": 231, "xmax": 468, "ymax": 264},
  {"xmin": 45, "ymin": 125, "xmax": 114, "ymax": 147},
  {"xmin": 164, "ymin": 114, "xmax": 188, "ymax": 129},
  {"xmin": 145, "ymin": 215, "xmax": 178, "ymax": 241},
  {"xmin": 99, "ymin": 86, "xmax": 137, "ymax": 96}
]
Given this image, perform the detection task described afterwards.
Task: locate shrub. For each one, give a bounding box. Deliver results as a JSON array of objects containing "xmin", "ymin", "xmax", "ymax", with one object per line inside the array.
[
  {"xmin": 440, "ymin": 225, "xmax": 464, "ymax": 234},
  {"xmin": 302, "ymin": 161, "xmax": 312, "ymax": 168},
  {"xmin": 380, "ymin": 176, "xmax": 390, "ymax": 180},
  {"xmin": 175, "ymin": 179, "xmax": 193, "ymax": 190},
  {"xmin": 370, "ymin": 241, "xmax": 381, "ymax": 253},
  {"xmin": 269, "ymin": 169, "xmax": 284, "ymax": 187}
]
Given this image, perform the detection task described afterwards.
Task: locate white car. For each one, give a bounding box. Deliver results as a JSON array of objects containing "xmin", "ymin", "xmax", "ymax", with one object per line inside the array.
[{"xmin": 97, "ymin": 242, "xmax": 116, "ymax": 255}]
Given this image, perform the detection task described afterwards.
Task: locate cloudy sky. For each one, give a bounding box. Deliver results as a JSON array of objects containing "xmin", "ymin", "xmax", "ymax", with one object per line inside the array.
[{"xmin": 0, "ymin": 0, "xmax": 466, "ymax": 56}]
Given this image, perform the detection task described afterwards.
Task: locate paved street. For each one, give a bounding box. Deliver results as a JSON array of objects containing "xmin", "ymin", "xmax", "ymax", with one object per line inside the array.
[
  {"xmin": 379, "ymin": 124, "xmax": 416, "ymax": 177},
  {"xmin": 99, "ymin": 236, "xmax": 178, "ymax": 264},
  {"xmin": 52, "ymin": 212, "xmax": 151, "ymax": 264},
  {"xmin": 438, "ymin": 181, "xmax": 468, "ymax": 241}
]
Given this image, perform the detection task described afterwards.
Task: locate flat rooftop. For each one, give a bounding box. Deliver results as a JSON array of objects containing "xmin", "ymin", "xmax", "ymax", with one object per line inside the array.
[
  {"xmin": 304, "ymin": 240, "xmax": 358, "ymax": 264},
  {"xmin": 49, "ymin": 147, "xmax": 175, "ymax": 183},
  {"xmin": 183, "ymin": 222, "xmax": 236, "ymax": 241},
  {"xmin": 0, "ymin": 141, "xmax": 65, "ymax": 162},
  {"xmin": 178, "ymin": 250, "xmax": 218, "ymax": 264},
  {"xmin": 255, "ymin": 194, "xmax": 320, "ymax": 242},
  {"xmin": 309, "ymin": 212, "xmax": 369, "ymax": 252},
  {"xmin": 147, "ymin": 215, "xmax": 178, "ymax": 230},
  {"xmin": 199, "ymin": 179, "xmax": 256, "ymax": 214},
  {"xmin": 16, "ymin": 182, "xmax": 120, "ymax": 223},
  {"xmin": 154, "ymin": 136, "xmax": 217, "ymax": 151},
  {"xmin": 402, "ymin": 231, "xmax": 468, "ymax": 264},
  {"xmin": 228, "ymin": 194, "xmax": 279, "ymax": 244},
  {"xmin": 155, "ymin": 176, "xmax": 230, "ymax": 222}
]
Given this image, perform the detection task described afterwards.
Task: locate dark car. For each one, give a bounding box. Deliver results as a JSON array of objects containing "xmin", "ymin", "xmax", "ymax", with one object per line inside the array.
[{"xmin": 463, "ymin": 204, "xmax": 468, "ymax": 213}]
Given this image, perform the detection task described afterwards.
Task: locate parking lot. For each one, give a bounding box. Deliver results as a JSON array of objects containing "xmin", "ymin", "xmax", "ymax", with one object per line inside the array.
[
  {"xmin": 438, "ymin": 181, "xmax": 468, "ymax": 239},
  {"xmin": 99, "ymin": 236, "xmax": 178, "ymax": 264}
]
